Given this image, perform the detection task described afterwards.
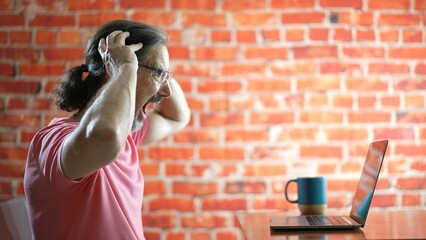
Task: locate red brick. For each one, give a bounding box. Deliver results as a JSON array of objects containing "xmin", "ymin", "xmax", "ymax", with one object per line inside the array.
[
  {"xmin": 232, "ymin": 13, "xmax": 276, "ymax": 26},
  {"xmin": 0, "ymin": 80, "xmax": 40, "ymax": 94},
  {"xmin": 182, "ymin": 215, "xmax": 227, "ymax": 228},
  {"xmin": 371, "ymin": 194, "xmax": 397, "ymax": 207},
  {"xmin": 216, "ymin": 231, "xmax": 238, "ymax": 240},
  {"xmin": 244, "ymin": 164, "xmax": 287, "ymax": 176},
  {"xmin": 321, "ymin": 62, "xmax": 361, "ymax": 74},
  {"xmin": 326, "ymin": 128, "xmax": 368, "ymax": 140},
  {"xmin": 199, "ymin": 146, "xmax": 244, "ymax": 161},
  {"xmin": 0, "ymin": 63, "xmax": 14, "ymax": 76},
  {"xmin": 149, "ymin": 197, "xmax": 195, "ymax": 211},
  {"xmin": 271, "ymin": 62, "xmax": 315, "ymax": 75},
  {"xmin": 222, "ymin": 0, "xmax": 265, "ymax": 10},
  {"xmin": 374, "ymin": 128, "xmax": 414, "ymax": 140},
  {"xmin": 348, "ymin": 111, "xmax": 391, "ymax": 123},
  {"xmin": 294, "ymin": 46, "xmax": 337, "ymax": 58},
  {"xmin": 369, "ymin": 63, "xmax": 410, "ymax": 74},
  {"xmin": 225, "ymin": 129, "xmax": 268, "ymax": 142},
  {"xmin": 320, "ymin": 0, "xmax": 362, "ymax": 8},
  {"xmin": 30, "ymin": 15, "xmax": 75, "ymax": 26},
  {"xmin": 131, "ymin": 11, "xmax": 175, "ymax": 26},
  {"xmin": 357, "ymin": 96, "xmax": 377, "ymax": 109},
  {"xmin": 0, "ymin": 47, "xmax": 39, "ymax": 61},
  {"xmin": 346, "ymin": 77, "xmax": 388, "ymax": 91},
  {"xmin": 236, "ymin": 30, "xmax": 256, "ymax": 43},
  {"xmin": 335, "ymin": 12, "xmax": 373, "ymax": 25},
  {"xmin": 404, "ymin": 94, "xmax": 425, "ymax": 108},
  {"xmin": 396, "ymin": 111, "xmax": 426, "ymax": 123},
  {"xmin": 172, "ymin": 0, "xmax": 215, "ymax": 9},
  {"xmin": 402, "ymin": 30, "xmax": 423, "ymax": 42},
  {"xmin": 166, "ymin": 232, "xmax": 184, "ymax": 240},
  {"xmin": 271, "ymin": 0, "xmax": 314, "ymax": 8},
  {"xmin": 402, "ymin": 194, "xmax": 421, "ymax": 206},
  {"xmin": 300, "ymin": 111, "xmax": 343, "ymax": 123},
  {"xmin": 390, "ymin": 47, "xmax": 426, "ymax": 59},
  {"xmin": 220, "ymin": 63, "xmax": 264, "ymax": 76},
  {"xmin": 297, "ymin": 76, "xmax": 340, "ymax": 91},
  {"xmin": 0, "ymin": 0, "xmax": 13, "ymax": 10},
  {"xmin": 10, "ymin": 31, "xmax": 31, "ymax": 44},
  {"xmin": 183, "ymin": 13, "xmax": 226, "ymax": 26},
  {"xmin": 148, "ymin": 147, "xmax": 193, "ymax": 160},
  {"xmin": 20, "ymin": 64, "xmax": 64, "ymax": 76},
  {"xmin": 253, "ymin": 198, "xmax": 297, "ymax": 210},
  {"xmin": 0, "ymin": 163, "xmax": 25, "ymax": 178},
  {"xmin": 369, "ymin": 0, "xmax": 410, "ymax": 9},
  {"xmin": 161, "ymin": 164, "xmax": 188, "ymax": 178},
  {"xmin": 225, "ymin": 181, "xmax": 266, "ymax": 193},
  {"xmin": 211, "ymin": 30, "xmax": 231, "ymax": 42},
  {"xmin": 68, "ymin": 0, "xmax": 114, "ymax": 10},
  {"xmin": 140, "ymin": 163, "xmax": 160, "ymax": 176},
  {"xmin": 245, "ymin": 47, "xmax": 288, "ymax": 59},
  {"xmin": 380, "ymin": 30, "xmax": 399, "ymax": 42},
  {"xmin": 0, "ymin": 182, "xmax": 11, "ymax": 195},
  {"xmin": 36, "ymin": 30, "xmax": 57, "ymax": 44},
  {"xmin": 356, "ymin": 29, "xmax": 375, "ymax": 41},
  {"xmin": 281, "ymin": 12, "xmax": 324, "ymax": 24},
  {"xmin": 333, "ymin": 28, "xmax": 352, "ymax": 41},
  {"xmin": 7, "ymin": 98, "xmax": 27, "ymax": 110},
  {"xmin": 79, "ymin": 12, "xmax": 125, "ymax": 26},
  {"xmin": 197, "ymin": 80, "xmax": 241, "ymax": 93},
  {"xmin": 309, "ymin": 28, "xmax": 329, "ymax": 41},
  {"xmin": 142, "ymin": 214, "xmax": 175, "ymax": 227},
  {"xmin": 173, "ymin": 182, "xmax": 217, "ymax": 195},
  {"xmin": 0, "ymin": 114, "xmax": 41, "ymax": 128},
  {"xmin": 0, "ymin": 14, "xmax": 24, "ymax": 26},
  {"xmin": 144, "ymin": 181, "xmax": 165, "ymax": 194},
  {"xmin": 43, "ymin": 48, "xmax": 84, "ymax": 61},
  {"xmin": 395, "ymin": 144, "xmax": 426, "ymax": 156},
  {"xmin": 396, "ymin": 177, "xmax": 426, "ymax": 189},
  {"xmin": 195, "ymin": 47, "xmax": 238, "ymax": 60},
  {"xmin": 261, "ymin": 29, "xmax": 280, "ymax": 41},
  {"xmin": 300, "ymin": 145, "xmax": 343, "ymax": 158},
  {"xmin": 285, "ymin": 28, "xmax": 304, "ymax": 41},
  {"xmin": 342, "ymin": 47, "xmax": 385, "ymax": 58},
  {"xmin": 414, "ymin": 0, "xmax": 426, "ymax": 10},
  {"xmin": 167, "ymin": 46, "xmax": 190, "ymax": 60},
  {"xmin": 411, "ymin": 160, "xmax": 426, "ymax": 171},
  {"xmin": 202, "ymin": 198, "xmax": 247, "ymax": 210},
  {"xmin": 395, "ymin": 79, "xmax": 426, "ymax": 90},
  {"xmin": 173, "ymin": 129, "xmax": 219, "ymax": 143},
  {"xmin": 250, "ymin": 112, "xmax": 294, "ymax": 125},
  {"xmin": 59, "ymin": 30, "xmax": 82, "ymax": 43},
  {"xmin": 378, "ymin": 14, "xmax": 420, "ymax": 26}
]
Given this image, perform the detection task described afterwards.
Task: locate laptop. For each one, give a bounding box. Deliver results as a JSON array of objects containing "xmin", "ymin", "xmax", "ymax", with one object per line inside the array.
[{"xmin": 270, "ymin": 140, "xmax": 389, "ymax": 230}]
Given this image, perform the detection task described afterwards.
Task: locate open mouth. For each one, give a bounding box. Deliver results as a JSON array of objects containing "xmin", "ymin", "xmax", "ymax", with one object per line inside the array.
[{"xmin": 141, "ymin": 94, "xmax": 163, "ymax": 116}]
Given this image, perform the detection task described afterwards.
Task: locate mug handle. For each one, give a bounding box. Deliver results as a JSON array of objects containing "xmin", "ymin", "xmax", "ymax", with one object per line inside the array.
[{"xmin": 284, "ymin": 179, "xmax": 298, "ymax": 203}]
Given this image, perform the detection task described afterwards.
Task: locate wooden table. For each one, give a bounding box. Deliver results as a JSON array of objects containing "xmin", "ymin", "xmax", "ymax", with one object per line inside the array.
[{"xmin": 237, "ymin": 210, "xmax": 426, "ymax": 240}]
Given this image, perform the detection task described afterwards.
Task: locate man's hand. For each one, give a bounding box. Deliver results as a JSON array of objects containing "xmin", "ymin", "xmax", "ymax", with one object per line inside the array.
[{"xmin": 98, "ymin": 30, "xmax": 143, "ymax": 78}]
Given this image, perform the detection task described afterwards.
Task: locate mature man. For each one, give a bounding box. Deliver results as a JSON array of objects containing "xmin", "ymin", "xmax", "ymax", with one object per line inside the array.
[{"xmin": 24, "ymin": 20, "xmax": 190, "ymax": 240}]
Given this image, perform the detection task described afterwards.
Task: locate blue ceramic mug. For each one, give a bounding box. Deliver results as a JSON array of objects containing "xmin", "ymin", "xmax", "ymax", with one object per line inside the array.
[{"xmin": 284, "ymin": 177, "xmax": 327, "ymax": 215}]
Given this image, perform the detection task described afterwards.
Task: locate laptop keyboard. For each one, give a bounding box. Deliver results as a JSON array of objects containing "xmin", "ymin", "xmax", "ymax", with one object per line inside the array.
[{"xmin": 305, "ymin": 216, "xmax": 352, "ymax": 226}]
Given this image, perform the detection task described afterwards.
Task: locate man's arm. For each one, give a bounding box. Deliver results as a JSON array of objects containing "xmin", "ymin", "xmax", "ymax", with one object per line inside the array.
[
  {"xmin": 61, "ymin": 31, "xmax": 142, "ymax": 180},
  {"xmin": 143, "ymin": 78, "xmax": 190, "ymax": 145}
]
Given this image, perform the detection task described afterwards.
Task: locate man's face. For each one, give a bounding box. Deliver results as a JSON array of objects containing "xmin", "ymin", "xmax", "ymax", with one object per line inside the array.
[{"xmin": 132, "ymin": 45, "xmax": 172, "ymax": 131}]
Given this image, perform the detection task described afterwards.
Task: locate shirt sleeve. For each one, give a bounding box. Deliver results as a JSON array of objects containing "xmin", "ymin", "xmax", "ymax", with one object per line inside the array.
[
  {"xmin": 33, "ymin": 123, "xmax": 97, "ymax": 194},
  {"xmin": 131, "ymin": 118, "xmax": 151, "ymax": 146}
]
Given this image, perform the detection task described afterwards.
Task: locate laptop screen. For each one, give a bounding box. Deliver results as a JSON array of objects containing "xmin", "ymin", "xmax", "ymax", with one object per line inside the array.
[{"xmin": 349, "ymin": 140, "xmax": 388, "ymax": 226}]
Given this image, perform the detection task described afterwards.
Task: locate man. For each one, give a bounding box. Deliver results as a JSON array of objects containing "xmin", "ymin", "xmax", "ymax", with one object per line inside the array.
[{"xmin": 24, "ymin": 20, "xmax": 190, "ymax": 239}]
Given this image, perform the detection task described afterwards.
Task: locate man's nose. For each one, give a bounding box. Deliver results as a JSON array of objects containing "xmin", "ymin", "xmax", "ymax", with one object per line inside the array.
[{"xmin": 159, "ymin": 81, "xmax": 172, "ymax": 98}]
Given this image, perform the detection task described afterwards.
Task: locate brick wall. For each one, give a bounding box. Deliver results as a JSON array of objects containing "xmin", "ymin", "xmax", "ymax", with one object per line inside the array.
[{"xmin": 1, "ymin": 0, "xmax": 425, "ymax": 239}]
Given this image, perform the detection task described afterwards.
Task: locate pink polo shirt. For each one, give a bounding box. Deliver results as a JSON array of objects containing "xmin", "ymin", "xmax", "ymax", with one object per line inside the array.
[{"xmin": 24, "ymin": 118, "xmax": 149, "ymax": 240}]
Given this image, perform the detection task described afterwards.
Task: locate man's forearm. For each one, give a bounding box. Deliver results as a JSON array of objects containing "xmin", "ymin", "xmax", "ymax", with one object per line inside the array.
[{"xmin": 154, "ymin": 78, "xmax": 190, "ymax": 124}]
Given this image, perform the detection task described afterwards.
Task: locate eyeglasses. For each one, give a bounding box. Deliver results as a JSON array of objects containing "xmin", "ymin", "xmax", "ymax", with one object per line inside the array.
[{"xmin": 138, "ymin": 64, "xmax": 173, "ymax": 84}]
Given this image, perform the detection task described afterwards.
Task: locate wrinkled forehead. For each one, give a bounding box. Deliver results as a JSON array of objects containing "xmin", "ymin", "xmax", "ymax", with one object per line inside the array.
[{"xmin": 143, "ymin": 45, "xmax": 170, "ymax": 70}]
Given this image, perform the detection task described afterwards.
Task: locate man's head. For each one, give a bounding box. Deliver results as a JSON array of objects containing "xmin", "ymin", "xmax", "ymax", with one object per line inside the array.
[{"xmin": 56, "ymin": 20, "xmax": 171, "ymax": 128}]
